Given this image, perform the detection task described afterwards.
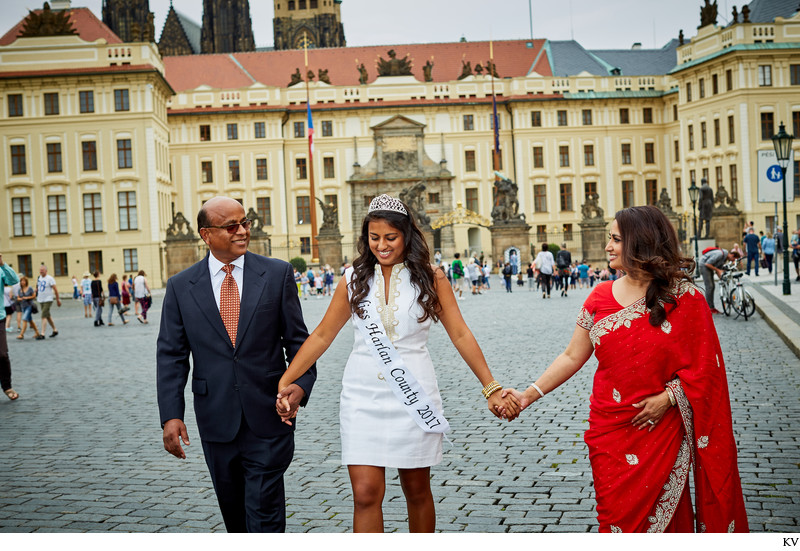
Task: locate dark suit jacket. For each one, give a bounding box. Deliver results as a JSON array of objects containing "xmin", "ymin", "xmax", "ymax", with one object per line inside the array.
[{"xmin": 157, "ymin": 251, "xmax": 316, "ymax": 443}]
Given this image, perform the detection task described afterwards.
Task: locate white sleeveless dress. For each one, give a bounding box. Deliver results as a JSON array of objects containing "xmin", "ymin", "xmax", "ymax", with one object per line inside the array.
[{"xmin": 340, "ymin": 263, "xmax": 444, "ymax": 469}]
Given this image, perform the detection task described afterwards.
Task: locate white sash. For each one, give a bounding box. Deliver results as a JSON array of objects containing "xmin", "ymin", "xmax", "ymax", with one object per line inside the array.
[{"xmin": 354, "ymin": 297, "xmax": 450, "ymax": 434}]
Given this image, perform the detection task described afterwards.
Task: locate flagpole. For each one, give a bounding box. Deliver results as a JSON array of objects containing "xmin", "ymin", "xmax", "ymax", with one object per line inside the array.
[
  {"xmin": 490, "ymin": 38, "xmax": 502, "ymax": 218},
  {"xmin": 304, "ymin": 32, "xmax": 319, "ymax": 262},
  {"xmin": 490, "ymin": 40, "xmax": 500, "ymax": 176}
]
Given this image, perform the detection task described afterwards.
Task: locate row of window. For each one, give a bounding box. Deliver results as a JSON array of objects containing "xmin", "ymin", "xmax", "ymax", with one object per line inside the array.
[
  {"xmin": 686, "ymin": 69, "xmax": 735, "ymax": 101},
  {"xmin": 462, "ymin": 108, "xmax": 655, "ymax": 132},
  {"xmin": 10, "ymin": 192, "xmax": 137, "ymax": 237},
  {"xmin": 14, "ymin": 249, "xmax": 138, "ymax": 279},
  {"xmin": 199, "ymin": 156, "xmax": 336, "ymax": 183},
  {"xmin": 686, "ymin": 115, "xmax": 736, "ymax": 150},
  {"xmin": 201, "ymin": 107, "xmax": 798, "ymax": 148},
  {"xmin": 6, "ymin": 89, "xmax": 131, "ymax": 118},
  {"xmin": 685, "ymin": 111, "xmax": 799, "ymax": 151},
  {"xmin": 521, "ymin": 142, "xmax": 656, "ymax": 170},
  {"xmin": 686, "ymin": 65, "xmax": 800, "ymax": 103},
  {"xmin": 10, "ymin": 140, "xmax": 133, "ymax": 176},
  {"xmin": 758, "ymin": 111, "xmax": 800, "ymax": 142},
  {"xmin": 203, "ymin": 120, "xmax": 335, "ymax": 142}
]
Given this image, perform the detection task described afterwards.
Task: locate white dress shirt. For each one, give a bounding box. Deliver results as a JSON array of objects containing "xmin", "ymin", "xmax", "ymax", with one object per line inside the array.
[{"xmin": 208, "ymin": 253, "xmax": 244, "ymax": 310}]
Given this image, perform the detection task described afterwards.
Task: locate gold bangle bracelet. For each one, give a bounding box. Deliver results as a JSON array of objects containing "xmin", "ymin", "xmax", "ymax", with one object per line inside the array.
[
  {"xmin": 665, "ymin": 387, "xmax": 676, "ymax": 407},
  {"xmin": 481, "ymin": 380, "xmax": 502, "ymax": 399}
]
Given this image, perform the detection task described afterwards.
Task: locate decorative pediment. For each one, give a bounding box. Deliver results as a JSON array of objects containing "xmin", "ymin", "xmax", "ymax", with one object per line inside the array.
[{"xmin": 371, "ymin": 115, "xmax": 425, "ymax": 131}]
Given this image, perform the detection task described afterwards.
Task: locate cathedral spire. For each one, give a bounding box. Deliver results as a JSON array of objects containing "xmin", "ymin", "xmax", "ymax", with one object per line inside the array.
[
  {"xmin": 273, "ymin": 0, "xmax": 346, "ymax": 50},
  {"xmin": 200, "ymin": 0, "xmax": 254, "ymax": 54}
]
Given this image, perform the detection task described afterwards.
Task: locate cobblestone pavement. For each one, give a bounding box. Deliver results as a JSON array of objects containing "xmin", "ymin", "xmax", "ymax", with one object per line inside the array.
[{"xmin": 0, "ymin": 278, "xmax": 798, "ymax": 533}]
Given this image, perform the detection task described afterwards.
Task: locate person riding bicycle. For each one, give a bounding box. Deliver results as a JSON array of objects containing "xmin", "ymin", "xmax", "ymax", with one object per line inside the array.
[{"xmin": 699, "ymin": 247, "xmax": 741, "ymax": 314}]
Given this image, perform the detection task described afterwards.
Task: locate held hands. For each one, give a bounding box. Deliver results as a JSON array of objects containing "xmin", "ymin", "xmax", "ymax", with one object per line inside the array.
[
  {"xmin": 632, "ymin": 390, "xmax": 672, "ymax": 431},
  {"xmin": 489, "ymin": 388, "xmax": 522, "ymax": 421},
  {"xmin": 501, "ymin": 387, "xmax": 536, "ymax": 413},
  {"xmin": 275, "ymin": 383, "xmax": 306, "ymax": 426}
]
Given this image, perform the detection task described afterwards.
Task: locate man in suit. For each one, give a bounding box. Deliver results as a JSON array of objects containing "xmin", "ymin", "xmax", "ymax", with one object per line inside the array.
[{"xmin": 157, "ymin": 196, "xmax": 316, "ymax": 532}]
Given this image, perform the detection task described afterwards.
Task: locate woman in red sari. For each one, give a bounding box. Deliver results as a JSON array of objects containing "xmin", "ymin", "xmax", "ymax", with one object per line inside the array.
[{"xmin": 504, "ymin": 206, "xmax": 748, "ymax": 532}]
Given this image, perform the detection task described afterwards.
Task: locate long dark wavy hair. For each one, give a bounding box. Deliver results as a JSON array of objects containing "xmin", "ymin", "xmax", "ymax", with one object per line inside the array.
[
  {"xmin": 614, "ymin": 205, "xmax": 694, "ymax": 327},
  {"xmin": 349, "ymin": 204, "xmax": 440, "ymax": 322}
]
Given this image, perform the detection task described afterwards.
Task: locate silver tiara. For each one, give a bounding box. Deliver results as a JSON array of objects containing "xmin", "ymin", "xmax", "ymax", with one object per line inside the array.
[{"xmin": 368, "ymin": 194, "xmax": 407, "ymax": 215}]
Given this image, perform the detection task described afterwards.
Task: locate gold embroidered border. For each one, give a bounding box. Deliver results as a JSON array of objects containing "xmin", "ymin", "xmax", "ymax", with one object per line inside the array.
[
  {"xmin": 373, "ymin": 263, "xmax": 404, "ymax": 343},
  {"xmin": 576, "ymin": 307, "xmax": 594, "ymax": 330},
  {"xmin": 646, "ymin": 436, "xmax": 692, "ymax": 532},
  {"xmin": 588, "ymin": 298, "xmax": 648, "ymax": 346},
  {"xmin": 642, "ymin": 377, "xmax": 696, "ymax": 533},
  {"xmin": 585, "ymin": 280, "xmax": 697, "ymax": 347}
]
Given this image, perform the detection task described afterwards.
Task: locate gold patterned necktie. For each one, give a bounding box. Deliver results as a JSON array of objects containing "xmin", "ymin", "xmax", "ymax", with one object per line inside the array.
[{"xmin": 220, "ymin": 264, "xmax": 239, "ymax": 347}]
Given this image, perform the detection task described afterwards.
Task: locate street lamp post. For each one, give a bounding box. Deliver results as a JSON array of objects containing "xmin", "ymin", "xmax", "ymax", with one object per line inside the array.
[
  {"xmin": 772, "ymin": 122, "xmax": 795, "ymax": 296},
  {"xmin": 688, "ymin": 179, "xmax": 700, "ymax": 271}
]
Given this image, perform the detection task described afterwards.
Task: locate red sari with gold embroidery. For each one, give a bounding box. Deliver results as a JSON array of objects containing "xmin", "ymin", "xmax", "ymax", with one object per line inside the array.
[{"xmin": 576, "ymin": 280, "xmax": 748, "ymax": 533}]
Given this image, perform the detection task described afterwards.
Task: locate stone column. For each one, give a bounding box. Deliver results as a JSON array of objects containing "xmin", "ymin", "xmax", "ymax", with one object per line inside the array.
[
  {"xmin": 420, "ymin": 226, "xmax": 435, "ymax": 263},
  {"xmin": 249, "ymin": 235, "xmax": 273, "ymax": 258},
  {"xmin": 490, "ymin": 222, "xmax": 532, "ymax": 268},
  {"xmin": 164, "ymin": 239, "xmax": 202, "ymax": 279},
  {"xmin": 578, "ymin": 219, "xmax": 608, "ymax": 265},
  {"xmin": 164, "ymin": 212, "xmax": 202, "ymax": 279},
  {"xmin": 316, "ymin": 231, "xmax": 344, "ymax": 269},
  {"xmin": 710, "ymin": 212, "xmax": 744, "ymax": 251}
]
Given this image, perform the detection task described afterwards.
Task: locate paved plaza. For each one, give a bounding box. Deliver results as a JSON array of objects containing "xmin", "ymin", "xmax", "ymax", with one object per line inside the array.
[{"xmin": 0, "ymin": 276, "xmax": 798, "ymax": 533}]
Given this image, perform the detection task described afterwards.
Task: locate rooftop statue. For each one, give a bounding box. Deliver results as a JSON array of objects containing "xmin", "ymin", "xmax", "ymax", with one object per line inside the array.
[
  {"xmin": 377, "ymin": 49, "xmax": 413, "ymax": 76},
  {"xmin": 357, "ymin": 63, "xmax": 368, "ymax": 84},
  {"xmin": 19, "ymin": 2, "xmax": 77, "ymax": 37},
  {"xmin": 289, "ymin": 68, "xmax": 303, "ymax": 87},
  {"xmin": 422, "ymin": 59, "xmax": 434, "ymax": 82},
  {"xmin": 485, "ymin": 60, "xmax": 499, "ymax": 78},
  {"xmin": 458, "ymin": 59, "xmax": 472, "ymax": 80},
  {"xmin": 700, "ymin": 0, "xmax": 718, "ymax": 27}
]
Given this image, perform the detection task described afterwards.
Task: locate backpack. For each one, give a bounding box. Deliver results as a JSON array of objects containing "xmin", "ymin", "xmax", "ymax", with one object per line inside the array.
[
  {"xmin": 701, "ymin": 246, "xmax": 719, "ymax": 255},
  {"xmin": 556, "ymin": 249, "xmax": 571, "ymax": 269},
  {"xmin": 452, "ymin": 261, "xmax": 464, "ymax": 277}
]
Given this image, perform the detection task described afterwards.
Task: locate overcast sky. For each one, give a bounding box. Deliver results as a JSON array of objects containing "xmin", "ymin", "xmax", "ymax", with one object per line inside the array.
[{"xmin": 0, "ymin": 0, "xmax": 733, "ymax": 50}]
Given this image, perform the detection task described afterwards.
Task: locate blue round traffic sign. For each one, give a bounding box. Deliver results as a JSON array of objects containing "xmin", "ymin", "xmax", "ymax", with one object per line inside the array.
[{"xmin": 766, "ymin": 164, "xmax": 783, "ymax": 182}]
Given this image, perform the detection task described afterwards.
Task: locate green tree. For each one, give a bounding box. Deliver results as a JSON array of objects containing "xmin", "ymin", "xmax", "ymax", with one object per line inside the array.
[{"xmin": 289, "ymin": 257, "xmax": 307, "ymax": 273}]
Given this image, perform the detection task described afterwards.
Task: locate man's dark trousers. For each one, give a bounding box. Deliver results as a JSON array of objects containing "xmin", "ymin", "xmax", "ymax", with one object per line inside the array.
[{"xmin": 202, "ymin": 414, "xmax": 294, "ymax": 533}]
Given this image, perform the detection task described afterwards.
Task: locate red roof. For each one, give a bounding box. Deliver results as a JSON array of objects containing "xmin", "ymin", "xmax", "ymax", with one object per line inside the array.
[
  {"xmin": 0, "ymin": 7, "xmax": 121, "ymax": 46},
  {"xmin": 164, "ymin": 39, "xmax": 551, "ymax": 91},
  {"xmin": 163, "ymin": 53, "xmax": 256, "ymax": 91}
]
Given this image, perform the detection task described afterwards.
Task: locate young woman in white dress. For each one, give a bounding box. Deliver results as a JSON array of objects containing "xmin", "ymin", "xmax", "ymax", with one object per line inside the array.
[{"xmin": 277, "ymin": 194, "xmax": 519, "ymax": 532}]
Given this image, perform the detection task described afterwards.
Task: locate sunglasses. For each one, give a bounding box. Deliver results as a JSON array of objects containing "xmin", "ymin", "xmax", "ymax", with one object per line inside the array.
[{"xmin": 202, "ymin": 219, "xmax": 252, "ymax": 234}]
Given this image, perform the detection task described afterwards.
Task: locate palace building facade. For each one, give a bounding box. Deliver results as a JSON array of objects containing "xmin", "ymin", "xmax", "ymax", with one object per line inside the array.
[{"xmin": 1, "ymin": 1, "xmax": 798, "ymax": 289}]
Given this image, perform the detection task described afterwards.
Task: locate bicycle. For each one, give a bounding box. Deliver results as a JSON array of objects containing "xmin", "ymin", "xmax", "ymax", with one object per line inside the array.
[
  {"xmin": 719, "ymin": 262, "xmax": 741, "ymax": 316},
  {"xmin": 723, "ymin": 266, "xmax": 756, "ymax": 321}
]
